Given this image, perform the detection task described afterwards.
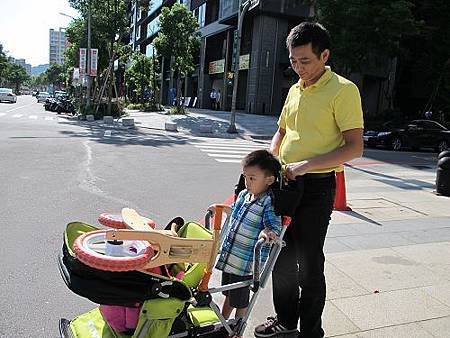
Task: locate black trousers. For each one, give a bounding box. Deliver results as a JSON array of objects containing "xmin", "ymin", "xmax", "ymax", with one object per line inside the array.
[{"xmin": 272, "ymin": 175, "xmax": 335, "ymax": 338}]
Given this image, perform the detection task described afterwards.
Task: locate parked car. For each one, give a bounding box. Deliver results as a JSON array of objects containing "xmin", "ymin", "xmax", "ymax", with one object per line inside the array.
[
  {"xmin": 0, "ymin": 88, "xmax": 17, "ymax": 103},
  {"xmin": 364, "ymin": 119, "xmax": 450, "ymax": 152},
  {"xmin": 37, "ymin": 92, "xmax": 50, "ymax": 103}
]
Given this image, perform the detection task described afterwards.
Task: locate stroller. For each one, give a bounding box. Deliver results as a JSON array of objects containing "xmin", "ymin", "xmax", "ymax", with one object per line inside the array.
[{"xmin": 58, "ymin": 176, "xmax": 300, "ymax": 338}]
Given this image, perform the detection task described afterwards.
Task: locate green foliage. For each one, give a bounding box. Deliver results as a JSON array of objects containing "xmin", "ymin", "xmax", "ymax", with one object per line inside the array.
[
  {"xmin": 154, "ymin": 3, "xmax": 200, "ymax": 109},
  {"xmin": 315, "ymin": 0, "xmax": 420, "ymax": 74},
  {"xmin": 125, "ymin": 52, "xmax": 155, "ymax": 102},
  {"xmin": 154, "ymin": 4, "xmax": 200, "ymax": 76},
  {"xmin": 45, "ymin": 63, "xmax": 66, "ymax": 87}
]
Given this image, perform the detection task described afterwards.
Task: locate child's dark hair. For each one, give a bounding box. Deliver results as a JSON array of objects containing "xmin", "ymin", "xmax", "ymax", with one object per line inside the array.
[{"xmin": 241, "ymin": 150, "xmax": 281, "ymax": 177}]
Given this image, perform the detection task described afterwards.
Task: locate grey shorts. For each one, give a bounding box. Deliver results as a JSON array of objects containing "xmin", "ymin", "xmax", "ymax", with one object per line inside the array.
[{"xmin": 221, "ymin": 272, "xmax": 253, "ymax": 309}]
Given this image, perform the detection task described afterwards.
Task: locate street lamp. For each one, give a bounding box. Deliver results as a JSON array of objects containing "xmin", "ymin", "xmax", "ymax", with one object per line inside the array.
[{"xmin": 227, "ymin": 0, "xmax": 251, "ymax": 134}]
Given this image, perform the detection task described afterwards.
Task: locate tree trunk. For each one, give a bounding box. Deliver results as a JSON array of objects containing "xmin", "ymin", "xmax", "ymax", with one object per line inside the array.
[{"xmin": 176, "ymin": 75, "xmax": 182, "ymax": 113}]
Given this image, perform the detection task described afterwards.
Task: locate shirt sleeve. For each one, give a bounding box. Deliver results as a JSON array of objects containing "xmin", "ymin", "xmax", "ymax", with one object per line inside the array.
[
  {"xmin": 262, "ymin": 195, "xmax": 282, "ymax": 235},
  {"xmin": 333, "ymin": 83, "xmax": 364, "ymax": 132}
]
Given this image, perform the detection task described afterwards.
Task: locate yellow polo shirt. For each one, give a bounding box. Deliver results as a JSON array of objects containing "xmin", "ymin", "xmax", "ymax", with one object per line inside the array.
[{"xmin": 278, "ymin": 66, "xmax": 364, "ymax": 173}]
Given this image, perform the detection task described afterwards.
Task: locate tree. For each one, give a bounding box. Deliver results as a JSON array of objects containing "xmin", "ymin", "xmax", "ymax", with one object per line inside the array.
[
  {"xmin": 154, "ymin": 3, "xmax": 200, "ymax": 113},
  {"xmin": 314, "ymin": 0, "xmax": 420, "ymax": 75},
  {"xmin": 5, "ymin": 63, "xmax": 29, "ymax": 93},
  {"xmin": 394, "ymin": 0, "xmax": 450, "ymax": 117},
  {"xmin": 0, "ymin": 43, "xmax": 9, "ymax": 86},
  {"xmin": 125, "ymin": 52, "xmax": 154, "ymax": 103},
  {"xmin": 67, "ymin": 0, "xmax": 132, "ymax": 114},
  {"xmin": 45, "ymin": 63, "xmax": 65, "ymax": 90}
]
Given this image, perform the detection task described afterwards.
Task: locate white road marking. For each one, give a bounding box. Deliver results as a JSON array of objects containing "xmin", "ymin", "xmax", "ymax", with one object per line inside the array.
[
  {"xmin": 6, "ymin": 103, "xmax": 34, "ymax": 113},
  {"xmin": 207, "ymin": 153, "xmax": 245, "ymax": 158},
  {"xmin": 199, "ymin": 148, "xmax": 252, "ymax": 154},
  {"xmin": 194, "ymin": 143, "xmax": 264, "ymax": 149},
  {"xmin": 0, "ymin": 113, "xmax": 5, "ymax": 117},
  {"xmin": 45, "ymin": 117, "xmax": 54, "ymax": 121},
  {"xmin": 215, "ymin": 159, "xmax": 242, "ymax": 163},
  {"xmin": 29, "ymin": 115, "xmax": 38, "ymax": 119},
  {"xmin": 12, "ymin": 114, "xmax": 23, "ymax": 118}
]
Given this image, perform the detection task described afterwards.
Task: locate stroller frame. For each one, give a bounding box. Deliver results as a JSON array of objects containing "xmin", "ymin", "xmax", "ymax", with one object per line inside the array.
[{"xmin": 59, "ymin": 205, "xmax": 288, "ymax": 338}]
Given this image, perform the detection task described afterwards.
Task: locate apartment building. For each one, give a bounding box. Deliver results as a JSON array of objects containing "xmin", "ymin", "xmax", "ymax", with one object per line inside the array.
[{"xmin": 49, "ymin": 28, "xmax": 67, "ymax": 65}]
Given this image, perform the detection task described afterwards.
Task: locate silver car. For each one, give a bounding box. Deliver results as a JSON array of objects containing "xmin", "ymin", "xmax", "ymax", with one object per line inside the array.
[
  {"xmin": 0, "ymin": 88, "xmax": 17, "ymax": 103},
  {"xmin": 37, "ymin": 92, "xmax": 50, "ymax": 103}
]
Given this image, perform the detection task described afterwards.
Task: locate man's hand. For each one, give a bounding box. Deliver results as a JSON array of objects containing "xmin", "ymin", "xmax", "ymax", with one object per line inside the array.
[
  {"xmin": 259, "ymin": 229, "xmax": 278, "ymax": 242},
  {"xmin": 284, "ymin": 160, "xmax": 311, "ymax": 180}
]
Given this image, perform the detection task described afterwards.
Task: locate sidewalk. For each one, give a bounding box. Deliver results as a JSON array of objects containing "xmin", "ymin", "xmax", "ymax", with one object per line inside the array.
[
  {"xmin": 128, "ymin": 107, "xmax": 450, "ymax": 337},
  {"xmin": 124, "ymin": 107, "xmax": 278, "ymax": 139}
]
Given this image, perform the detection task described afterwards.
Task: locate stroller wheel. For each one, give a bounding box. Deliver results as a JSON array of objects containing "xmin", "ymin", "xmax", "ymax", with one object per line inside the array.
[{"xmin": 73, "ymin": 230, "xmax": 154, "ymax": 272}]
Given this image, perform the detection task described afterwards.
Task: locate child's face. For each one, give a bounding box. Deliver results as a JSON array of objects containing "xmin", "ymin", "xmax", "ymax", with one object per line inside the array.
[{"xmin": 243, "ymin": 165, "xmax": 275, "ymax": 196}]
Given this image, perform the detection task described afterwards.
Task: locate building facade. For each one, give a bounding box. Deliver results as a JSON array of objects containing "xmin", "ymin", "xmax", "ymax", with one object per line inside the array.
[
  {"xmin": 49, "ymin": 28, "xmax": 67, "ymax": 65},
  {"xmin": 128, "ymin": 0, "xmax": 395, "ymax": 116}
]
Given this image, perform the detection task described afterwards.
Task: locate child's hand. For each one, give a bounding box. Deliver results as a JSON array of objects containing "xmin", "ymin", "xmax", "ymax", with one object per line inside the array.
[{"xmin": 259, "ymin": 229, "xmax": 277, "ymax": 242}]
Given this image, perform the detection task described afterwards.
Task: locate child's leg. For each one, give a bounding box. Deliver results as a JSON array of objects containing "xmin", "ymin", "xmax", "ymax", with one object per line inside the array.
[
  {"xmin": 221, "ymin": 296, "xmax": 234, "ymax": 319},
  {"xmin": 235, "ymin": 307, "xmax": 248, "ymax": 319}
]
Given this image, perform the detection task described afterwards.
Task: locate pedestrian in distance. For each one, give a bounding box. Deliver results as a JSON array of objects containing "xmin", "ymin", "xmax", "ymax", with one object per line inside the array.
[
  {"xmin": 216, "ymin": 89, "xmax": 221, "ymax": 110},
  {"xmin": 210, "ymin": 88, "xmax": 217, "ymax": 110},
  {"xmin": 254, "ymin": 22, "xmax": 364, "ymax": 338},
  {"xmin": 216, "ymin": 150, "xmax": 282, "ymax": 322}
]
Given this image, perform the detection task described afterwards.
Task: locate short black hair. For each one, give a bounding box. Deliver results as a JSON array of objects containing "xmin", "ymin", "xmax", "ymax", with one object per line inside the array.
[
  {"xmin": 241, "ymin": 150, "xmax": 281, "ymax": 177},
  {"xmin": 286, "ymin": 22, "xmax": 331, "ymax": 58}
]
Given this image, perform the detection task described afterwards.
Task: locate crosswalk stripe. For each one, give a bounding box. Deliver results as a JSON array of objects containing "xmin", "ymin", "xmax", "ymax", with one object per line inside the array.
[
  {"xmin": 0, "ymin": 113, "xmax": 5, "ymax": 117},
  {"xmin": 45, "ymin": 117, "xmax": 54, "ymax": 120},
  {"xmin": 199, "ymin": 149, "xmax": 251, "ymax": 154},
  {"xmin": 195, "ymin": 141, "xmax": 269, "ymax": 147},
  {"xmin": 194, "ymin": 144, "xmax": 265, "ymax": 149},
  {"xmin": 207, "ymin": 153, "xmax": 245, "ymax": 158},
  {"xmin": 29, "ymin": 115, "xmax": 38, "ymax": 119},
  {"xmin": 12, "ymin": 114, "xmax": 23, "ymax": 118},
  {"xmin": 215, "ymin": 159, "xmax": 242, "ymax": 163}
]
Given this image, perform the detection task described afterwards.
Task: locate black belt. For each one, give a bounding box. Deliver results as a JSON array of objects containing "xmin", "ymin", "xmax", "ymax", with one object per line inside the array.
[{"xmin": 298, "ymin": 172, "xmax": 335, "ymax": 180}]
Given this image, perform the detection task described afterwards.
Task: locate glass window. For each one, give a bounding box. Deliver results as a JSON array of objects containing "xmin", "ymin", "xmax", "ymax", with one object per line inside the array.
[
  {"xmin": 147, "ymin": 17, "xmax": 159, "ymax": 37},
  {"xmin": 148, "ymin": 0, "xmax": 163, "ymax": 16},
  {"xmin": 194, "ymin": 3, "xmax": 206, "ymax": 27},
  {"xmin": 146, "ymin": 44, "xmax": 155, "ymax": 57}
]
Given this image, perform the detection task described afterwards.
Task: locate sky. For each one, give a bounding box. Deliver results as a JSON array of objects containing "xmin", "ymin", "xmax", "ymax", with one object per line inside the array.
[{"xmin": 0, "ymin": 0, "xmax": 79, "ymax": 66}]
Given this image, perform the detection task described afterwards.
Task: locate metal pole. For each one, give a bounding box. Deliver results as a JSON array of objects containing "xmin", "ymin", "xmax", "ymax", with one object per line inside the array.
[
  {"xmin": 227, "ymin": 0, "xmax": 250, "ymax": 134},
  {"xmin": 86, "ymin": 0, "xmax": 92, "ymax": 108}
]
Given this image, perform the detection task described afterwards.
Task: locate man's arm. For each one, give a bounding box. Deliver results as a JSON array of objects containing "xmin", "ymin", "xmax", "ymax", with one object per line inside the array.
[
  {"xmin": 285, "ymin": 128, "xmax": 363, "ymax": 180},
  {"xmin": 269, "ymin": 127, "xmax": 286, "ymax": 156}
]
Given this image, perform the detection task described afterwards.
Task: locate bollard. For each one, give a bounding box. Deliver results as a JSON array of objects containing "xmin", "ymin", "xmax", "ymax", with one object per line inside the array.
[
  {"xmin": 334, "ymin": 170, "xmax": 352, "ymax": 211},
  {"xmin": 165, "ymin": 121, "xmax": 178, "ymax": 132},
  {"xmin": 103, "ymin": 116, "xmax": 114, "ymax": 124},
  {"xmin": 436, "ymin": 151, "xmax": 450, "ymax": 196},
  {"xmin": 122, "ymin": 118, "xmax": 135, "ymax": 128}
]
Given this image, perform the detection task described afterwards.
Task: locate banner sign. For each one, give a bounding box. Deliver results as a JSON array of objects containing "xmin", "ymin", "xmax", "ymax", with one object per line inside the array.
[
  {"xmin": 79, "ymin": 48, "xmax": 86, "ymax": 76},
  {"xmin": 73, "ymin": 68, "xmax": 80, "ymax": 81},
  {"xmin": 90, "ymin": 49, "xmax": 98, "ymax": 77},
  {"xmin": 208, "ymin": 59, "xmax": 225, "ymax": 74},
  {"xmin": 239, "ymin": 54, "xmax": 250, "ymax": 70}
]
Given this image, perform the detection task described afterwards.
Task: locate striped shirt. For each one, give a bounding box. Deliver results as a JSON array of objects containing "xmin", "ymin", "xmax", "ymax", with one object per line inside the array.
[{"xmin": 215, "ymin": 189, "xmax": 281, "ymax": 276}]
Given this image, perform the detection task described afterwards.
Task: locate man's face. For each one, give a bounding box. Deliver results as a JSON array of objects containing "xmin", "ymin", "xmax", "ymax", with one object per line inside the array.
[{"xmin": 289, "ymin": 43, "xmax": 329, "ymax": 84}]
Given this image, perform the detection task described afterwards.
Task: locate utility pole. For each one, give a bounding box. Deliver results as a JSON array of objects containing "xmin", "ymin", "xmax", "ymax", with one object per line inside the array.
[
  {"xmin": 227, "ymin": 0, "xmax": 251, "ymax": 133},
  {"xmin": 86, "ymin": 0, "xmax": 92, "ymax": 108}
]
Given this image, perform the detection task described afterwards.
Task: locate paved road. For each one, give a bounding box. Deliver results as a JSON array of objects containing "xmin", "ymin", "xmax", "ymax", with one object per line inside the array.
[{"xmin": 0, "ymin": 96, "xmax": 444, "ymax": 337}]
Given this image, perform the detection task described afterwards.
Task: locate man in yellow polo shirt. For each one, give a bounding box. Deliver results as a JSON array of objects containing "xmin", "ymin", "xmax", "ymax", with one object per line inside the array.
[{"xmin": 254, "ymin": 22, "xmax": 364, "ymax": 338}]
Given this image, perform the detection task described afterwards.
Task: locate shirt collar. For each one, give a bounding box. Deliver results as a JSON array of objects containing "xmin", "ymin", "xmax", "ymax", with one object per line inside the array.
[{"xmin": 296, "ymin": 66, "xmax": 332, "ymax": 91}]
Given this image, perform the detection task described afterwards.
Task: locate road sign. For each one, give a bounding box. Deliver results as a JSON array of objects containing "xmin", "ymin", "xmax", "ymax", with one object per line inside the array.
[
  {"xmin": 90, "ymin": 49, "xmax": 98, "ymax": 77},
  {"xmin": 79, "ymin": 48, "xmax": 86, "ymax": 76}
]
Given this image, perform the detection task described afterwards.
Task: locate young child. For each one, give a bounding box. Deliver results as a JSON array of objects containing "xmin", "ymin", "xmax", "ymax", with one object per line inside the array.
[{"xmin": 216, "ymin": 149, "xmax": 282, "ymax": 320}]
